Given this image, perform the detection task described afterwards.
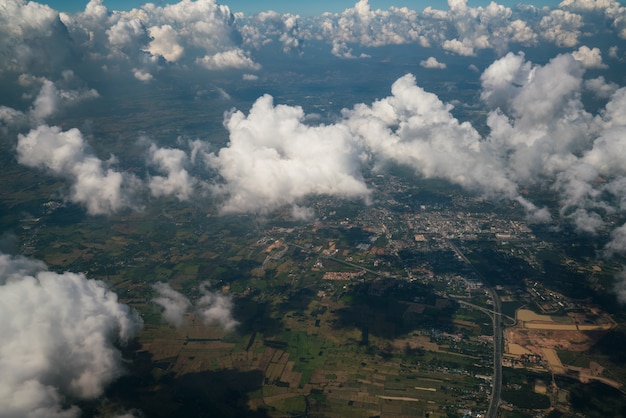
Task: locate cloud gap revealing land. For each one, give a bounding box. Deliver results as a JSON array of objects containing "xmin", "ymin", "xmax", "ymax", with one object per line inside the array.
[{"xmin": 2, "ymin": 0, "xmax": 626, "ymax": 417}]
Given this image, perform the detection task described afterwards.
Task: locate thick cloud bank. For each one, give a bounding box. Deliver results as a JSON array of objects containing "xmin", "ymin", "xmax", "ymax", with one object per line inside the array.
[
  {"xmin": 152, "ymin": 282, "xmax": 238, "ymax": 330},
  {"xmin": 0, "ymin": 253, "xmax": 142, "ymax": 418},
  {"xmin": 3, "ymin": 0, "xmax": 626, "ymax": 81}
]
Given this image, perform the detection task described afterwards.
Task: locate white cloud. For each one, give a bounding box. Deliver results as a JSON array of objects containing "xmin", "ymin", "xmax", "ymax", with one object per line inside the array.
[
  {"xmin": 482, "ymin": 54, "xmax": 589, "ymax": 176},
  {"xmin": 145, "ymin": 24, "xmax": 184, "ymax": 62},
  {"xmin": 147, "ymin": 143, "xmax": 198, "ymax": 201},
  {"xmin": 152, "ymin": 282, "xmax": 191, "ymax": 328},
  {"xmin": 291, "ymin": 205, "xmax": 315, "ymax": 221},
  {"xmin": 130, "ymin": 0, "xmax": 244, "ymax": 68},
  {"xmin": 106, "ymin": 18, "xmax": 147, "ymax": 54},
  {"xmin": 508, "ymin": 19, "xmax": 538, "ymax": 45},
  {"xmin": 480, "ymin": 53, "xmax": 626, "ymax": 236},
  {"xmin": 480, "ymin": 51, "xmax": 533, "ymax": 111},
  {"xmin": 0, "ymin": 0, "xmax": 72, "ymax": 75},
  {"xmin": 242, "ymin": 11, "xmax": 303, "ymax": 54},
  {"xmin": 29, "ymin": 79, "xmax": 59, "ymax": 122},
  {"xmin": 22, "ymin": 0, "xmax": 256, "ymax": 78},
  {"xmin": 571, "ymin": 45, "xmax": 608, "ymax": 68},
  {"xmin": 152, "ymin": 282, "xmax": 237, "ymax": 330},
  {"xmin": 133, "ymin": 68, "xmax": 154, "ymax": 82},
  {"xmin": 0, "ymin": 106, "xmax": 28, "ymax": 131},
  {"xmin": 28, "ymin": 78, "xmax": 99, "ymax": 123},
  {"xmin": 613, "ymin": 267, "xmax": 626, "ymax": 303},
  {"xmin": 0, "ymin": 252, "xmax": 142, "ymax": 418},
  {"xmin": 196, "ymin": 48, "xmax": 261, "ymax": 70},
  {"xmin": 539, "ymin": 10, "xmax": 583, "ymax": 47},
  {"xmin": 442, "ymin": 38, "xmax": 475, "ymax": 56},
  {"xmin": 425, "ymin": 0, "xmax": 538, "ymax": 55},
  {"xmin": 344, "ymin": 73, "xmax": 521, "ymax": 201},
  {"xmin": 196, "ymin": 283, "xmax": 238, "ymax": 330},
  {"xmin": 209, "ymin": 94, "xmax": 371, "ymax": 215},
  {"xmin": 559, "ymin": 0, "xmax": 626, "ymax": 40},
  {"xmin": 310, "ymin": 0, "xmax": 426, "ymax": 57},
  {"xmin": 606, "ymin": 223, "xmax": 626, "ymax": 255},
  {"xmin": 559, "ymin": 0, "xmax": 620, "ymax": 12},
  {"xmin": 333, "ymin": 52, "xmax": 626, "ymax": 230},
  {"xmin": 585, "ymin": 76, "xmax": 619, "ymax": 98},
  {"xmin": 243, "ymin": 73, "xmax": 259, "ymax": 81},
  {"xmin": 16, "ymin": 125, "xmax": 140, "ymax": 215},
  {"xmin": 420, "ymin": 56, "xmax": 446, "ymax": 69}
]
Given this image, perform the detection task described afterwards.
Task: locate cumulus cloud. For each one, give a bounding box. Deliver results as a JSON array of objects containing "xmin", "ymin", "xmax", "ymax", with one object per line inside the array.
[
  {"xmin": 28, "ymin": 77, "xmax": 99, "ymax": 123},
  {"xmin": 482, "ymin": 53, "xmax": 590, "ymax": 181},
  {"xmin": 145, "ymin": 24, "xmax": 184, "ymax": 62},
  {"xmin": 16, "ymin": 125, "xmax": 140, "ymax": 215},
  {"xmin": 4, "ymin": 0, "xmax": 626, "ymax": 81},
  {"xmin": 316, "ymin": 0, "xmax": 539, "ymax": 57},
  {"xmin": 572, "ymin": 45, "xmax": 608, "ymax": 69},
  {"xmin": 241, "ymin": 11, "xmax": 303, "ymax": 54},
  {"xmin": 344, "ymin": 74, "xmax": 513, "ymax": 197},
  {"xmin": 152, "ymin": 282, "xmax": 191, "ymax": 328},
  {"xmin": 334, "ymin": 51, "xmax": 626, "ymax": 230},
  {"xmin": 147, "ymin": 143, "xmax": 198, "ymax": 201},
  {"xmin": 209, "ymin": 94, "xmax": 371, "ymax": 215},
  {"xmin": 539, "ymin": 9, "xmax": 583, "ymax": 47},
  {"xmin": 106, "ymin": 17, "xmax": 148, "ymax": 56},
  {"xmin": 0, "ymin": 252, "xmax": 142, "ymax": 418},
  {"xmin": 117, "ymin": 0, "xmax": 253, "ymax": 73},
  {"xmin": 479, "ymin": 51, "xmax": 533, "ymax": 110},
  {"xmin": 423, "ymin": 0, "xmax": 540, "ymax": 56},
  {"xmin": 133, "ymin": 68, "xmax": 154, "ymax": 82},
  {"xmin": 479, "ymin": 53, "xmax": 626, "ymax": 237},
  {"xmin": 442, "ymin": 38, "xmax": 476, "ymax": 56},
  {"xmin": 0, "ymin": 74, "xmax": 99, "ymax": 129},
  {"xmin": 420, "ymin": 57, "xmax": 446, "ymax": 69},
  {"xmin": 196, "ymin": 48, "xmax": 261, "ymax": 70},
  {"xmin": 559, "ymin": 0, "xmax": 626, "ymax": 40},
  {"xmin": 0, "ymin": 0, "xmax": 257, "ymax": 79},
  {"xmin": 606, "ymin": 223, "xmax": 626, "ymax": 255},
  {"xmin": 0, "ymin": 0, "xmax": 75, "ymax": 75},
  {"xmin": 309, "ymin": 0, "xmax": 427, "ymax": 57},
  {"xmin": 0, "ymin": 106, "xmax": 28, "ymax": 132},
  {"xmin": 585, "ymin": 76, "xmax": 619, "ymax": 98},
  {"xmin": 152, "ymin": 282, "xmax": 237, "ymax": 330},
  {"xmin": 613, "ymin": 267, "xmax": 626, "ymax": 303},
  {"xmin": 341, "ymin": 72, "xmax": 551, "ymax": 221},
  {"xmin": 196, "ymin": 283, "xmax": 238, "ymax": 330}
]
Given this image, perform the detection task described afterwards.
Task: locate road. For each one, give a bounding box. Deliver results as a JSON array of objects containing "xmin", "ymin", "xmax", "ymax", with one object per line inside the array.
[
  {"xmin": 455, "ymin": 299, "xmax": 516, "ymax": 327},
  {"xmin": 447, "ymin": 240, "xmax": 503, "ymax": 418},
  {"xmin": 486, "ymin": 286, "xmax": 503, "ymax": 418}
]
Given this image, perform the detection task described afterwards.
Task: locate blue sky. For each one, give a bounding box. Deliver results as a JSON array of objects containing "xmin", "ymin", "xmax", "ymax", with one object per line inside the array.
[{"xmin": 41, "ymin": 0, "xmax": 563, "ymax": 16}]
